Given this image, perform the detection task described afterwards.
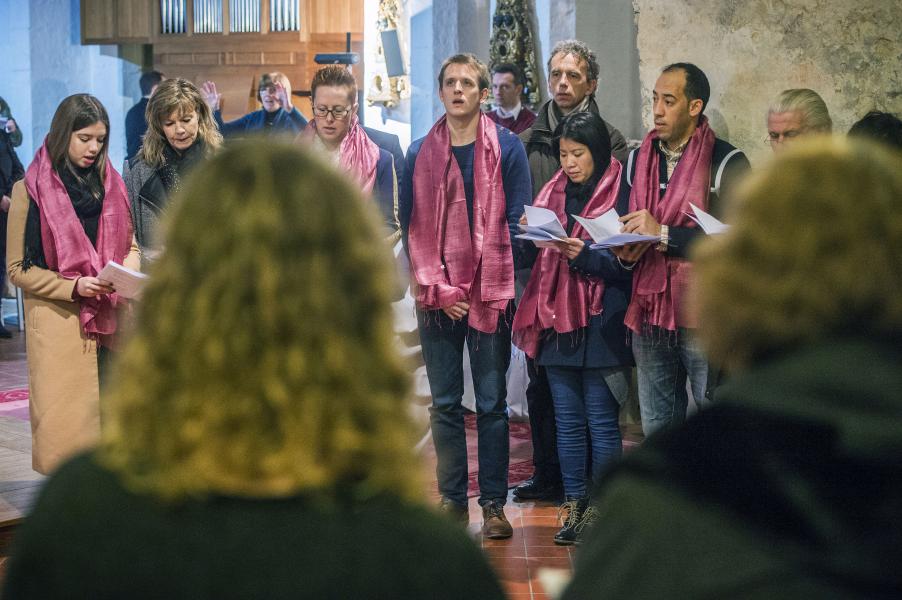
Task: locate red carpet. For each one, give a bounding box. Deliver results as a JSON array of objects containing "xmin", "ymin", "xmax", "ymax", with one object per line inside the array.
[{"xmin": 0, "ymin": 388, "xmax": 30, "ymax": 421}]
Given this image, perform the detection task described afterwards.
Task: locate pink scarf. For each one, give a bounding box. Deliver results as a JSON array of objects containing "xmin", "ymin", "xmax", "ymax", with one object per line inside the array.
[
  {"xmin": 408, "ymin": 114, "xmax": 514, "ymax": 333},
  {"xmin": 23, "ymin": 143, "xmax": 133, "ymax": 346},
  {"xmin": 625, "ymin": 116, "xmax": 715, "ymax": 333},
  {"xmin": 512, "ymin": 158, "xmax": 622, "ymax": 357},
  {"xmin": 304, "ymin": 115, "xmax": 380, "ymax": 194}
]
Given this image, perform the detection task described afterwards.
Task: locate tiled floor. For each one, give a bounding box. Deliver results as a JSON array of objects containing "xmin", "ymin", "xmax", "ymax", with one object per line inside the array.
[{"xmin": 468, "ymin": 493, "xmax": 575, "ymax": 598}]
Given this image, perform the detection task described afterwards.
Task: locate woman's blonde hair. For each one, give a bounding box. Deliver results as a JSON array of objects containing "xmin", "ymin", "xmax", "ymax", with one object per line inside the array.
[
  {"xmin": 140, "ymin": 78, "xmax": 222, "ymax": 168},
  {"xmin": 693, "ymin": 136, "xmax": 902, "ymax": 371},
  {"xmin": 100, "ymin": 140, "xmax": 421, "ymax": 503}
]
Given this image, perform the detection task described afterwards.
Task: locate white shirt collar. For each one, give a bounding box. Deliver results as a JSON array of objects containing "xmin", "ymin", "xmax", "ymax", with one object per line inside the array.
[{"xmin": 495, "ymin": 102, "xmax": 523, "ymax": 121}]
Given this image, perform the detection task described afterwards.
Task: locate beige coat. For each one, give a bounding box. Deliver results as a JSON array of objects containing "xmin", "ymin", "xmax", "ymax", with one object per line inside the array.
[{"xmin": 6, "ymin": 181, "xmax": 140, "ymax": 474}]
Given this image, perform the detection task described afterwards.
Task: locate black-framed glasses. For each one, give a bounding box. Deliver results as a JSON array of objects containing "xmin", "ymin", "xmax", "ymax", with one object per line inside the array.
[{"xmin": 313, "ymin": 105, "xmax": 353, "ymax": 120}]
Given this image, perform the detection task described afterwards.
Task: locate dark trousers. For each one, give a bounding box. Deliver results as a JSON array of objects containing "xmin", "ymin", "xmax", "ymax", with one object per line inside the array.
[
  {"xmin": 525, "ymin": 357, "xmax": 562, "ymax": 488},
  {"xmin": 418, "ymin": 309, "xmax": 511, "ymax": 507}
]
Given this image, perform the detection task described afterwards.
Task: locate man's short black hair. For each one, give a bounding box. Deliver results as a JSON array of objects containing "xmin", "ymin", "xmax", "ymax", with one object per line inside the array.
[
  {"xmin": 849, "ymin": 111, "xmax": 902, "ymax": 151},
  {"xmin": 139, "ymin": 71, "xmax": 165, "ymax": 96},
  {"xmin": 663, "ymin": 63, "xmax": 710, "ymax": 115},
  {"xmin": 492, "ymin": 63, "xmax": 523, "ymax": 86}
]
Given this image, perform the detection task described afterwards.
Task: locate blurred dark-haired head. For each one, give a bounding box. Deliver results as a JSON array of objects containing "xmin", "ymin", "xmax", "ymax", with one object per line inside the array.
[{"xmin": 849, "ymin": 111, "xmax": 902, "ymax": 151}]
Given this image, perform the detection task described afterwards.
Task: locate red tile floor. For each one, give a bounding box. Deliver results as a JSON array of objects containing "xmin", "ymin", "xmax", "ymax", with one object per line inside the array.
[{"xmin": 470, "ymin": 493, "xmax": 574, "ymax": 599}]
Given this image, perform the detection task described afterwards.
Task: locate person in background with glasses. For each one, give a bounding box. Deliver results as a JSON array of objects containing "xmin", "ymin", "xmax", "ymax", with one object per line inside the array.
[
  {"xmin": 201, "ymin": 72, "xmax": 307, "ymax": 138},
  {"xmin": 303, "ymin": 65, "xmax": 399, "ymax": 244},
  {"xmin": 766, "ymin": 88, "xmax": 832, "ymax": 153}
]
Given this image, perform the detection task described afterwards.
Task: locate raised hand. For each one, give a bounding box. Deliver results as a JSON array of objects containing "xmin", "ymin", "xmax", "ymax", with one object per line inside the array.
[
  {"xmin": 201, "ymin": 81, "xmax": 221, "ymax": 111},
  {"xmin": 274, "ymin": 81, "xmax": 293, "ymax": 111}
]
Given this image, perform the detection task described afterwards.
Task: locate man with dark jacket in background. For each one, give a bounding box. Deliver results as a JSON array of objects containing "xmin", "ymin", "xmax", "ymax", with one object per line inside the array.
[{"xmin": 125, "ymin": 71, "xmax": 165, "ymax": 161}]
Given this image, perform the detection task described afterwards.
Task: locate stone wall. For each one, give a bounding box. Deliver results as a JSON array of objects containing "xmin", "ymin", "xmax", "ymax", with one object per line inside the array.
[{"xmin": 633, "ymin": 0, "xmax": 902, "ymax": 164}]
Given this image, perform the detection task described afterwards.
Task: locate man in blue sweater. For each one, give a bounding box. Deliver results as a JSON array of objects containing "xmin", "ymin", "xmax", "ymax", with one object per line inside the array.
[{"xmin": 400, "ymin": 53, "xmax": 531, "ymax": 539}]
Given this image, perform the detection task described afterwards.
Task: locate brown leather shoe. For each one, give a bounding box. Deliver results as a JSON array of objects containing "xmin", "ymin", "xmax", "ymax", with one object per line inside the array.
[{"xmin": 481, "ymin": 501, "xmax": 513, "ymax": 539}]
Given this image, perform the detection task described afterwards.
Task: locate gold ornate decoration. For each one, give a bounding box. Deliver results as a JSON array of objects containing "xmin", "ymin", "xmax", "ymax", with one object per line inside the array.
[
  {"xmin": 366, "ymin": 0, "xmax": 410, "ymax": 109},
  {"xmin": 489, "ymin": 0, "xmax": 540, "ymax": 107}
]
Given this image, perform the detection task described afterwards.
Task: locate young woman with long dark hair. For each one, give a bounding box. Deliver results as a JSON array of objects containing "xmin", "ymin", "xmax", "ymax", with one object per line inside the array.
[{"xmin": 5, "ymin": 94, "xmax": 139, "ymax": 474}]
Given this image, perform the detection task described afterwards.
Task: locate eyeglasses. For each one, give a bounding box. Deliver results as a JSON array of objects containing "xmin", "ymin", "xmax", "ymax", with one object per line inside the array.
[
  {"xmin": 313, "ymin": 105, "xmax": 353, "ymax": 120},
  {"xmin": 764, "ymin": 129, "xmax": 806, "ymax": 145}
]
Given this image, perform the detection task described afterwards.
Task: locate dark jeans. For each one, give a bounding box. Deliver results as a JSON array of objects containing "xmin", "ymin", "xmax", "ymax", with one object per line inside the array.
[
  {"xmin": 546, "ymin": 366, "xmax": 622, "ymax": 499},
  {"xmin": 418, "ymin": 308, "xmax": 511, "ymax": 507},
  {"xmin": 525, "ymin": 358, "xmax": 562, "ymax": 488}
]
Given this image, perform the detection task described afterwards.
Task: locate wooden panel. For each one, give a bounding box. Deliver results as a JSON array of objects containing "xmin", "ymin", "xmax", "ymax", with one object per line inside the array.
[
  {"xmin": 117, "ymin": 0, "xmax": 153, "ymax": 41},
  {"xmin": 149, "ymin": 0, "xmax": 364, "ymax": 121},
  {"xmin": 305, "ymin": 0, "xmax": 362, "ymax": 35},
  {"xmin": 81, "ymin": 0, "xmax": 116, "ymax": 43},
  {"xmin": 262, "ymin": 51, "xmax": 294, "ymax": 64}
]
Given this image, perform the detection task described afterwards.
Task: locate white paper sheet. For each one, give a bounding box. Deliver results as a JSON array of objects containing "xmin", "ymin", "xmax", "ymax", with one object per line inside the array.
[
  {"xmin": 515, "ymin": 205, "xmax": 568, "ymax": 243},
  {"xmin": 572, "ymin": 209, "xmax": 661, "ymax": 248},
  {"xmin": 688, "ymin": 203, "xmax": 730, "ymax": 234},
  {"xmin": 97, "ymin": 261, "xmax": 148, "ymax": 299}
]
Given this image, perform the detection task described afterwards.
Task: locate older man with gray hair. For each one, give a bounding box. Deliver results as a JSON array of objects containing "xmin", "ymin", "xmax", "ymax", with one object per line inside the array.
[{"xmin": 766, "ymin": 88, "xmax": 832, "ymax": 153}]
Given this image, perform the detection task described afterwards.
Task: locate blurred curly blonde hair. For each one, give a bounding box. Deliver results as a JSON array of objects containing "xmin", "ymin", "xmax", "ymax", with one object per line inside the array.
[
  {"xmin": 694, "ymin": 136, "xmax": 902, "ymax": 371},
  {"xmin": 100, "ymin": 140, "xmax": 421, "ymax": 503}
]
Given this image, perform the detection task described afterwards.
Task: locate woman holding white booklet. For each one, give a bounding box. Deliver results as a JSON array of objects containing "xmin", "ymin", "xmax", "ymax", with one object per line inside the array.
[
  {"xmin": 512, "ymin": 112, "xmax": 634, "ymax": 545},
  {"xmin": 5, "ymin": 95, "xmax": 140, "ymax": 474}
]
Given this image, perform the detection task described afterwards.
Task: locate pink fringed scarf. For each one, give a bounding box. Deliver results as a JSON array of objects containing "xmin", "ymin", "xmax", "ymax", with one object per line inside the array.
[
  {"xmin": 304, "ymin": 115, "xmax": 380, "ymax": 194},
  {"xmin": 625, "ymin": 116, "xmax": 715, "ymax": 333},
  {"xmin": 512, "ymin": 158, "xmax": 622, "ymax": 357},
  {"xmin": 23, "ymin": 143, "xmax": 133, "ymax": 346},
  {"xmin": 408, "ymin": 114, "xmax": 514, "ymax": 333}
]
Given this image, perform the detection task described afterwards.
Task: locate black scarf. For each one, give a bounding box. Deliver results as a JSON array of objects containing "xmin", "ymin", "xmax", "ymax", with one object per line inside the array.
[
  {"xmin": 22, "ymin": 164, "xmax": 104, "ymax": 270},
  {"xmin": 157, "ymin": 141, "xmax": 205, "ymax": 197}
]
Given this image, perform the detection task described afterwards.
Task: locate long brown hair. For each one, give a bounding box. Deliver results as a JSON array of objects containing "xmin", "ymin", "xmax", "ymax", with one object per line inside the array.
[
  {"xmin": 45, "ymin": 94, "xmax": 110, "ymax": 199},
  {"xmin": 140, "ymin": 78, "xmax": 222, "ymax": 168}
]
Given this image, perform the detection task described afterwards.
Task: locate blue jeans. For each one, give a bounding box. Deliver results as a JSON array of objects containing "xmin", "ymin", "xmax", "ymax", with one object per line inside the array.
[
  {"xmin": 546, "ymin": 366, "xmax": 622, "ymax": 499},
  {"xmin": 632, "ymin": 327, "xmax": 710, "ymax": 437},
  {"xmin": 418, "ymin": 309, "xmax": 511, "ymax": 507}
]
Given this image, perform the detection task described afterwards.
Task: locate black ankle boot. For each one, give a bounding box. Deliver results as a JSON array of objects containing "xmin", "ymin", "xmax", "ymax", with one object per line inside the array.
[{"xmin": 554, "ymin": 496, "xmax": 589, "ymax": 545}]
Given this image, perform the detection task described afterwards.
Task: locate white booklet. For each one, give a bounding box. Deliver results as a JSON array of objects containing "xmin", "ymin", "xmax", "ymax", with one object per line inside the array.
[
  {"xmin": 97, "ymin": 261, "xmax": 148, "ymax": 299},
  {"xmin": 515, "ymin": 205, "xmax": 568, "ymax": 243},
  {"xmin": 572, "ymin": 209, "xmax": 660, "ymax": 248},
  {"xmin": 687, "ymin": 203, "xmax": 729, "ymax": 234}
]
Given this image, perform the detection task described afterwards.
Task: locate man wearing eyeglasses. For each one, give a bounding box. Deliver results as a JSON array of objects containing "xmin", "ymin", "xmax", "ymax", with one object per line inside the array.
[
  {"xmin": 400, "ymin": 53, "xmax": 531, "ymax": 539},
  {"xmin": 202, "ymin": 72, "xmax": 308, "ymax": 138},
  {"xmin": 766, "ymin": 89, "xmax": 832, "ymax": 153},
  {"xmin": 304, "ymin": 65, "xmax": 399, "ymax": 244}
]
